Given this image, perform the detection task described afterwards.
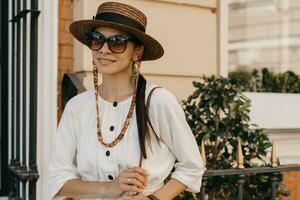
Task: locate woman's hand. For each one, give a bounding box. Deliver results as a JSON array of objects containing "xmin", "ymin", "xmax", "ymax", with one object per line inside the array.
[
  {"xmin": 123, "ymin": 193, "xmax": 150, "ymax": 200},
  {"xmin": 108, "ymin": 167, "xmax": 149, "ymax": 198}
]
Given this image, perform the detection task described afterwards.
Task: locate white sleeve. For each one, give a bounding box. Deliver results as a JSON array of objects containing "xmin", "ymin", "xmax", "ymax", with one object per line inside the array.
[
  {"xmin": 150, "ymin": 88, "xmax": 206, "ymax": 193},
  {"xmin": 48, "ymin": 101, "xmax": 81, "ymax": 199}
]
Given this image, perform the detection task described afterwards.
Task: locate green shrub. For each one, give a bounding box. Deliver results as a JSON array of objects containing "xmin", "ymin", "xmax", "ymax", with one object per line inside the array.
[
  {"xmin": 228, "ymin": 68, "xmax": 300, "ymax": 93},
  {"xmin": 179, "ymin": 75, "xmax": 289, "ymax": 199}
]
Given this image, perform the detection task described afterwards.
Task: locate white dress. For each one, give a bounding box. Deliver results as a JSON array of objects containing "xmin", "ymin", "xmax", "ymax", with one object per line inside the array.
[{"xmin": 48, "ymin": 82, "xmax": 205, "ymax": 200}]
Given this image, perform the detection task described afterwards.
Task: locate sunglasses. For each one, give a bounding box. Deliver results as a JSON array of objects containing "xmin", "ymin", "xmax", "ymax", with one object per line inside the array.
[{"xmin": 88, "ymin": 31, "xmax": 137, "ymax": 54}]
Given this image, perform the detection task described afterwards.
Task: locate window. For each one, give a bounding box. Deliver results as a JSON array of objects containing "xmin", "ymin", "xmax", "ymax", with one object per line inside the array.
[{"xmin": 228, "ymin": 0, "xmax": 300, "ymax": 73}]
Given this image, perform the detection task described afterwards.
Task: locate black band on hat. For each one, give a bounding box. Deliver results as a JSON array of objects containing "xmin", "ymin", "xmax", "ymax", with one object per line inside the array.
[{"xmin": 95, "ymin": 12, "xmax": 145, "ymax": 32}]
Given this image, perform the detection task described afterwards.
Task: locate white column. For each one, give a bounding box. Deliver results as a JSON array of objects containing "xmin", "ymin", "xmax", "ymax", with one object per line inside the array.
[
  {"xmin": 73, "ymin": 0, "xmax": 94, "ymax": 72},
  {"xmin": 279, "ymin": 0, "xmax": 290, "ymax": 72},
  {"xmin": 217, "ymin": 0, "xmax": 228, "ymax": 77},
  {"xmin": 36, "ymin": 0, "xmax": 58, "ymax": 199}
]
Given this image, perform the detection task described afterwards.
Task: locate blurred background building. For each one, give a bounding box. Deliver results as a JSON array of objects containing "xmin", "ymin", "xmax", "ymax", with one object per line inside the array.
[{"xmin": 228, "ymin": 0, "xmax": 300, "ymax": 73}]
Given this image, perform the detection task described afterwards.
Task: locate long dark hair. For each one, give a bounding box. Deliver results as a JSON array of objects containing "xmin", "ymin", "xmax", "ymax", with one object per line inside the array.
[{"xmin": 136, "ymin": 74, "xmax": 160, "ymax": 159}]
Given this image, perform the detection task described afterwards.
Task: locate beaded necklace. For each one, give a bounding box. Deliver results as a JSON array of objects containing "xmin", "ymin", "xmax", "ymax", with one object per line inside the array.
[{"xmin": 93, "ymin": 65, "xmax": 138, "ymax": 147}]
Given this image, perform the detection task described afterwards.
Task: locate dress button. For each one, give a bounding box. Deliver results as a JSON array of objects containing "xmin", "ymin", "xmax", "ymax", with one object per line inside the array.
[
  {"xmin": 113, "ymin": 101, "xmax": 118, "ymax": 107},
  {"xmin": 110, "ymin": 126, "xmax": 115, "ymax": 131},
  {"xmin": 106, "ymin": 150, "xmax": 110, "ymax": 156},
  {"xmin": 108, "ymin": 175, "xmax": 114, "ymax": 180}
]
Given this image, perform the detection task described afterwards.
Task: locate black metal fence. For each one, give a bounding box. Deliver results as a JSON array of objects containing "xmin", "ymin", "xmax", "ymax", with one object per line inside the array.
[
  {"xmin": 5, "ymin": 0, "xmax": 40, "ymax": 199},
  {"xmin": 1, "ymin": 0, "xmax": 10, "ymax": 196},
  {"xmin": 199, "ymin": 165, "xmax": 300, "ymax": 200}
]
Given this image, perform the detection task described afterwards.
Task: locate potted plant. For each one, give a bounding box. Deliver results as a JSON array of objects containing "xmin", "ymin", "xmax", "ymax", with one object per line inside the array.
[{"xmin": 179, "ymin": 75, "xmax": 289, "ymax": 199}]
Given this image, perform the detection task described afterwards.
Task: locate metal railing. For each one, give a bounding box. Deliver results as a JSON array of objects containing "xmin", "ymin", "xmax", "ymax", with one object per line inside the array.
[
  {"xmin": 1, "ymin": 0, "xmax": 10, "ymax": 195},
  {"xmin": 199, "ymin": 165, "xmax": 300, "ymax": 200},
  {"xmin": 197, "ymin": 139, "xmax": 300, "ymax": 200},
  {"xmin": 7, "ymin": 0, "xmax": 40, "ymax": 199}
]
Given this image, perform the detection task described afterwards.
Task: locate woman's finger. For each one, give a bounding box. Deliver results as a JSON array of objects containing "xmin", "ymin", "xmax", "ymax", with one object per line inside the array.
[
  {"xmin": 127, "ymin": 167, "xmax": 149, "ymax": 177},
  {"xmin": 125, "ymin": 172, "xmax": 147, "ymax": 186},
  {"xmin": 124, "ymin": 177, "xmax": 145, "ymax": 189},
  {"xmin": 124, "ymin": 185, "xmax": 143, "ymax": 194}
]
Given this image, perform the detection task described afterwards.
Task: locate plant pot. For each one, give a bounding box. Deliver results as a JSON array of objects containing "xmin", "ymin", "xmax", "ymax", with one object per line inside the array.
[{"xmin": 244, "ymin": 92, "xmax": 300, "ymax": 129}]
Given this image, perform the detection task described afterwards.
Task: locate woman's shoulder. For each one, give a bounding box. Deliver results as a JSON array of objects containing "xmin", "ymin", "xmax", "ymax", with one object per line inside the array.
[
  {"xmin": 64, "ymin": 90, "xmax": 94, "ymax": 110},
  {"xmin": 146, "ymin": 81, "xmax": 178, "ymax": 106}
]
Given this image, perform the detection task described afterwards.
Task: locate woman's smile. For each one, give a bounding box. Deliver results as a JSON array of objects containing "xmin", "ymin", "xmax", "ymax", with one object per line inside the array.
[{"xmin": 98, "ymin": 57, "xmax": 116, "ymax": 66}]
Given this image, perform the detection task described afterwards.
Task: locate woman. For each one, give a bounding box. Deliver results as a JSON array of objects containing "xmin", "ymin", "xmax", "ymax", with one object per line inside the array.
[{"xmin": 49, "ymin": 2, "xmax": 205, "ymax": 200}]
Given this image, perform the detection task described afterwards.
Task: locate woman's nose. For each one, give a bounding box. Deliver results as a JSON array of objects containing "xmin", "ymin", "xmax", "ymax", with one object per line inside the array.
[{"xmin": 99, "ymin": 41, "xmax": 111, "ymax": 54}]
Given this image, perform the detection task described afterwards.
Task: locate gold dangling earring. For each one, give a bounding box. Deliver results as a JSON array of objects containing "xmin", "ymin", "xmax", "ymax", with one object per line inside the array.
[{"xmin": 131, "ymin": 61, "xmax": 141, "ymax": 80}]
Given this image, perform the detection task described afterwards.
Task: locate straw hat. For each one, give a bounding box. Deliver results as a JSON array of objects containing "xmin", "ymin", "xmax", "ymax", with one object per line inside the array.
[{"xmin": 69, "ymin": 1, "xmax": 164, "ymax": 61}]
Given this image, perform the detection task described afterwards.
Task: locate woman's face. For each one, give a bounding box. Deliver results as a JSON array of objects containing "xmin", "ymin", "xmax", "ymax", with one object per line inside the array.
[{"xmin": 92, "ymin": 26, "xmax": 143, "ymax": 76}]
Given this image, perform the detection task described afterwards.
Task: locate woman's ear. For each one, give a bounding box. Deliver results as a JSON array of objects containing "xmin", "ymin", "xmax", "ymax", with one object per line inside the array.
[{"xmin": 133, "ymin": 45, "xmax": 144, "ymax": 61}]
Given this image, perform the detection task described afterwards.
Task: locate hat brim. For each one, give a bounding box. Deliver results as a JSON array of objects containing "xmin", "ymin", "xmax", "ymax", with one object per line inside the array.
[{"xmin": 69, "ymin": 20, "xmax": 164, "ymax": 61}]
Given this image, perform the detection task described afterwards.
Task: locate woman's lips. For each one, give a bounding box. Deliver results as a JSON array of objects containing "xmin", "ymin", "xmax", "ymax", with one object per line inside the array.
[{"xmin": 98, "ymin": 58, "xmax": 116, "ymax": 65}]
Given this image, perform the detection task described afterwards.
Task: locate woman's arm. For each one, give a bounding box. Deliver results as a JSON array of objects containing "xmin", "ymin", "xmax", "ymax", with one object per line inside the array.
[
  {"xmin": 57, "ymin": 167, "xmax": 149, "ymax": 199},
  {"xmin": 151, "ymin": 178, "xmax": 186, "ymax": 200},
  {"xmin": 57, "ymin": 179, "xmax": 112, "ymax": 198},
  {"xmin": 149, "ymin": 89, "xmax": 205, "ymax": 194},
  {"xmin": 124, "ymin": 178, "xmax": 186, "ymax": 200}
]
